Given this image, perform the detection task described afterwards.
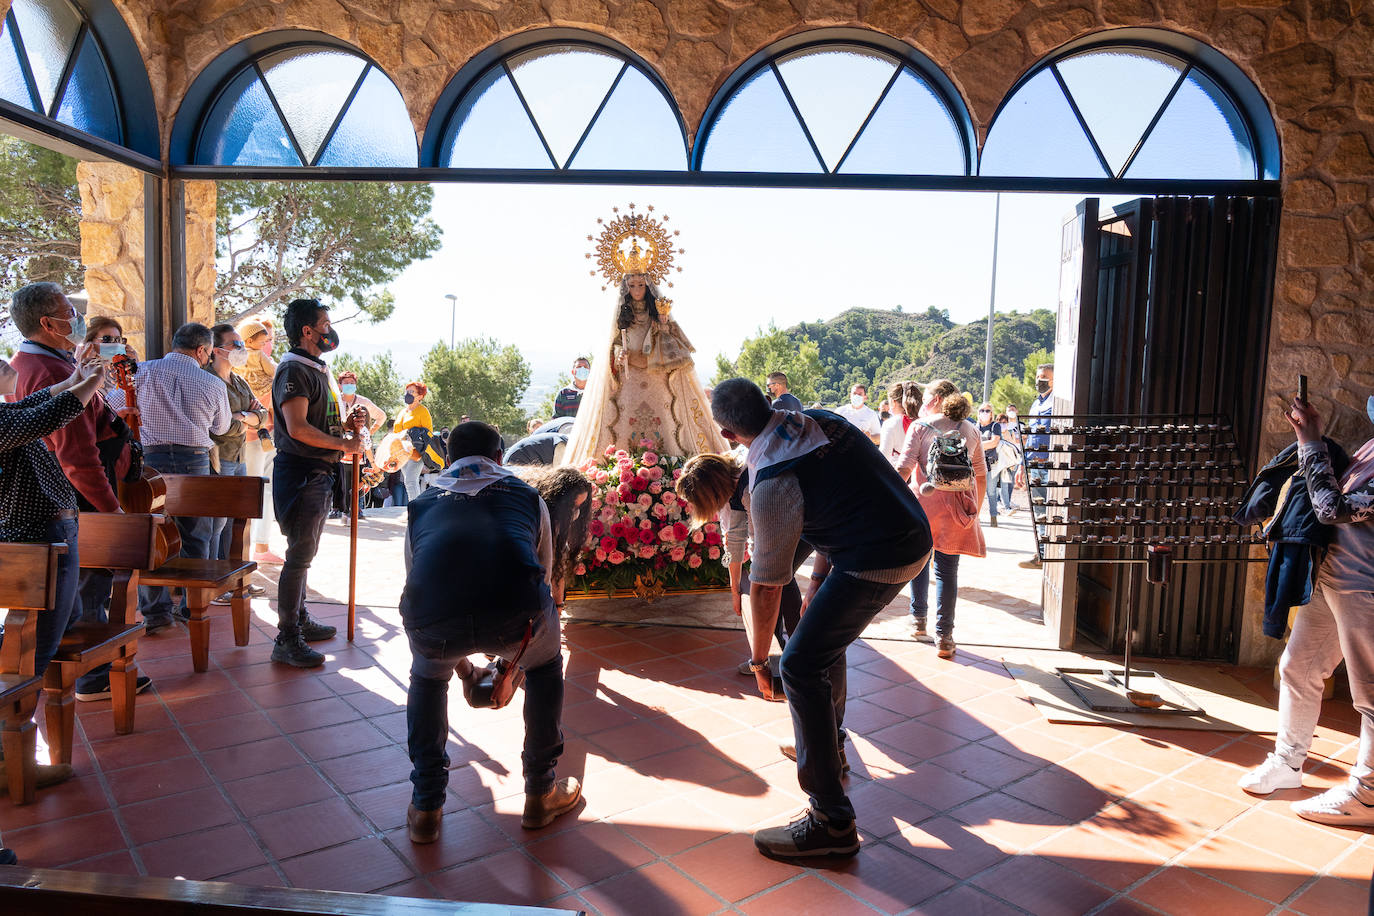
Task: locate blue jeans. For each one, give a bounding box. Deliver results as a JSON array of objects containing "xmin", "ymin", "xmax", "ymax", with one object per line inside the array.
[
  {"xmin": 1001, "ymin": 477, "xmax": 1014, "ymax": 508},
  {"xmin": 210, "ymin": 459, "xmax": 247, "ymax": 560},
  {"xmin": 140, "ymin": 445, "xmax": 212, "ymax": 620},
  {"xmin": 30, "ymin": 517, "xmax": 105, "ymax": 692},
  {"xmin": 985, "ymin": 470, "xmax": 1000, "ymax": 518},
  {"xmin": 780, "ymin": 572, "xmax": 905, "ymax": 824},
  {"xmin": 406, "ymin": 598, "xmax": 564, "ymax": 811},
  {"xmin": 910, "ymin": 549, "xmax": 960, "ymax": 638},
  {"xmin": 272, "ymin": 454, "xmax": 335, "ymax": 634}
]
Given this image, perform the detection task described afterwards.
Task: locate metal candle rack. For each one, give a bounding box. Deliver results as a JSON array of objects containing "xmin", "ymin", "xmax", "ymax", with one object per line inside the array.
[{"xmin": 1018, "ymin": 413, "xmax": 1264, "ymax": 716}]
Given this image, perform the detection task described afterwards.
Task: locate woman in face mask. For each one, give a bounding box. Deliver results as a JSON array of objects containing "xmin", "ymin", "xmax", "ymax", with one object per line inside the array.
[
  {"xmin": 206, "ymin": 325, "xmax": 268, "ymax": 569},
  {"xmin": 1240, "ymin": 394, "xmax": 1374, "ymax": 829},
  {"xmin": 234, "ymin": 316, "xmax": 282, "ymax": 563},
  {"xmin": 393, "ymin": 382, "xmax": 434, "ymax": 502},
  {"xmin": 331, "ymin": 371, "xmax": 386, "ymax": 520}
]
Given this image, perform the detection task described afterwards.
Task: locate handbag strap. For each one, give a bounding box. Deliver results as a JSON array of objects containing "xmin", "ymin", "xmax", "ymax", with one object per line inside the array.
[{"xmin": 507, "ymin": 620, "xmax": 534, "ymax": 669}]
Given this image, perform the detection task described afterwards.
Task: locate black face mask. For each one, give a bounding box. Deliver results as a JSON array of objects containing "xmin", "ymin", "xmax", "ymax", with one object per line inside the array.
[
  {"xmin": 1036, "ymin": 379, "xmax": 1051, "ymax": 395},
  {"xmin": 316, "ymin": 327, "xmax": 340, "ymax": 352}
]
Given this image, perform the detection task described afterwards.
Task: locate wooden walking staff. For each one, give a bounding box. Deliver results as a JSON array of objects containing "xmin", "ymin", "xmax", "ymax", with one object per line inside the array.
[{"xmin": 348, "ymin": 457, "xmax": 359, "ymax": 642}]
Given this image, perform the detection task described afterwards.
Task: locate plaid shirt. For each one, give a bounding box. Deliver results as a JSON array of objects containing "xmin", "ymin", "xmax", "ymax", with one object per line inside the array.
[{"xmin": 108, "ymin": 352, "xmax": 230, "ymax": 448}]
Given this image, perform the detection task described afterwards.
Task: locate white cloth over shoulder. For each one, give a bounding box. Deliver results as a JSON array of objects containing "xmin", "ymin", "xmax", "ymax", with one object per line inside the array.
[{"xmin": 745, "ymin": 409, "xmax": 829, "ymax": 493}]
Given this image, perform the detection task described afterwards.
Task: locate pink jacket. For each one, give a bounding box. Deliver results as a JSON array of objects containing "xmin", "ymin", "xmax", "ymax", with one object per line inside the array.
[{"xmin": 896, "ymin": 416, "xmax": 987, "ymax": 558}]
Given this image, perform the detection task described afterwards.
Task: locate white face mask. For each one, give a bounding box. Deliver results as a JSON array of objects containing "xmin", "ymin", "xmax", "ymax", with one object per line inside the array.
[
  {"xmin": 228, "ymin": 347, "xmax": 250, "ymax": 368},
  {"xmin": 850, "ymin": 394, "xmax": 865, "ymax": 408}
]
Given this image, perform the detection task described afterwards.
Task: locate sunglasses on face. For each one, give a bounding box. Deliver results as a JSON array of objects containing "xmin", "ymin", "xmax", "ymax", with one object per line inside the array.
[
  {"xmin": 217, "ymin": 341, "xmax": 246, "ymax": 350},
  {"xmin": 95, "ymin": 334, "xmax": 126, "ymax": 344}
]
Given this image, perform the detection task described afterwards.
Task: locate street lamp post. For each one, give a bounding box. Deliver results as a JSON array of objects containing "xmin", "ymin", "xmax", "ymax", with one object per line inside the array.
[{"xmin": 444, "ymin": 293, "xmax": 457, "ymax": 348}]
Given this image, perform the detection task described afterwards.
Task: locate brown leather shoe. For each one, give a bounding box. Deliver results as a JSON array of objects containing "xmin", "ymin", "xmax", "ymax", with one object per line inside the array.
[
  {"xmin": 0, "ymin": 760, "xmax": 74, "ymax": 794},
  {"xmin": 521, "ymin": 776, "xmax": 582, "ymax": 829},
  {"xmin": 407, "ymin": 803, "xmax": 442, "ymax": 844}
]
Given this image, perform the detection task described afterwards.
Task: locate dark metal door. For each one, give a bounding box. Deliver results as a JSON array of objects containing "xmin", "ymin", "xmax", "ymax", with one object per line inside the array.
[{"xmin": 1066, "ymin": 195, "xmax": 1280, "ymax": 661}]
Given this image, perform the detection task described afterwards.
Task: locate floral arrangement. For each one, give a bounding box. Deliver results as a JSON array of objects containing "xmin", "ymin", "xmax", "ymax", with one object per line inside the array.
[{"xmin": 568, "ymin": 437, "xmax": 728, "ymax": 597}]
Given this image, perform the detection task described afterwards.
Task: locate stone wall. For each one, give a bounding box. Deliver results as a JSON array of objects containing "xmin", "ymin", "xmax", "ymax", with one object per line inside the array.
[
  {"xmin": 183, "ymin": 179, "xmax": 218, "ymax": 329},
  {"xmin": 76, "ymin": 162, "xmax": 148, "ymax": 357}
]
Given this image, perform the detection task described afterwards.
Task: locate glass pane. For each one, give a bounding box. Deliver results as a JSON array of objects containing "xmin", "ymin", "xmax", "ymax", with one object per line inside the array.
[
  {"xmin": 445, "ymin": 66, "xmax": 555, "ymax": 169},
  {"xmin": 316, "ymin": 66, "xmax": 416, "ymax": 167},
  {"xmin": 196, "ymin": 65, "xmax": 301, "ymax": 166},
  {"xmin": 9, "ymin": 0, "xmax": 80, "ymax": 114},
  {"xmin": 508, "ymin": 46, "xmax": 622, "ymax": 168},
  {"xmin": 0, "ymin": 24, "xmax": 37, "ymax": 110},
  {"xmin": 776, "ymin": 47, "xmax": 897, "ymax": 172},
  {"xmin": 1057, "ymin": 49, "xmax": 1184, "ymax": 177},
  {"xmin": 569, "ymin": 66, "xmax": 685, "ymax": 170},
  {"xmin": 839, "ymin": 69, "xmax": 964, "ymax": 175},
  {"xmin": 1125, "ymin": 69, "xmax": 1255, "ymax": 180},
  {"xmin": 699, "ymin": 67, "xmax": 822, "ymax": 173},
  {"xmin": 979, "ymin": 68, "xmax": 1107, "ymax": 178},
  {"xmin": 259, "ymin": 48, "xmax": 367, "ymax": 165},
  {"xmin": 54, "ymin": 30, "xmax": 117, "ymax": 142}
]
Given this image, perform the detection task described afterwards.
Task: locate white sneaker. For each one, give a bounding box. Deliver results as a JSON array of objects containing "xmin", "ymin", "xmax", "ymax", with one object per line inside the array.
[
  {"xmin": 1238, "ymin": 753, "xmax": 1302, "ymax": 795},
  {"xmin": 1291, "ymin": 781, "xmax": 1374, "ymax": 827}
]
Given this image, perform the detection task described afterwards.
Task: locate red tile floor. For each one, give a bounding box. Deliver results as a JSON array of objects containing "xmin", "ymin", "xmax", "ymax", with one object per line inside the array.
[{"xmin": 3, "ymin": 598, "xmax": 1371, "ymax": 915}]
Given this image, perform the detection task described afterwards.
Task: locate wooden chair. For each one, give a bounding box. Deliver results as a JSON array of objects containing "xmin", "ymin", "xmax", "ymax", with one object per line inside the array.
[
  {"xmin": 139, "ymin": 475, "xmax": 262, "ymax": 673},
  {"xmin": 40, "ymin": 514, "xmax": 161, "ymax": 767},
  {"xmin": 0, "ymin": 543, "xmax": 66, "ymax": 803}
]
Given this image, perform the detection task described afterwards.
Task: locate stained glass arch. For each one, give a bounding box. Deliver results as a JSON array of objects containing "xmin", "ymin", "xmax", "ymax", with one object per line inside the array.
[
  {"xmin": 176, "ymin": 38, "xmax": 417, "ymax": 168},
  {"xmin": 980, "ymin": 33, "xmax": 1279, "ymax": 181},
  {"xmin": 694, "ymin": 35, "xmax": 974, "ymax": 176},
  {"xmin": 427, "ymin": 36, "xmax": 688, "ymax": 171}
]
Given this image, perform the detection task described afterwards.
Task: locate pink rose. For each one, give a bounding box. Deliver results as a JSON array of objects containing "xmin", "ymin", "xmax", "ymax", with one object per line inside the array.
[
  {"xmin": 608, "ymin": 550, "xmax": 626, "ymax": 565},
  {"xmin": 658, "ymin": 525, "xmax": 675, "ymax": 542},
  {"xmin": 638, "ymin": 545, "xmax": 655, "ymax": 559},
  {"xmin": 615, "ymin": 450, "xmax": 630, "ymax": 462},
  {"xmin": 620, "ymin": 468, "xmax": 634, "ymax": 484},
  {"xmin": 594, "ymin": 548, "xmax": 607, "ymax": 562},
  {"xmin": 589, "ymin": 520, "xmax": 605, "ymax": 537},
  {"xmin": 630, "ymin": 476, "xmax": 648, "ymax": 492},
  {"xmin": 704, "ymin": 530, "xmax": 722, "ymax": 546},
  {"xmin": 649, "ymin": 482, "xmax": 662, "ymax": 495},
  {"xmin": 639, "ymin": 528, "xmax": 656, "ymax": 545},
  {"xmin": 672, "ymin": 522, "xmax": 689, "ymax": 541},
  {"xmin": 617, "ymin": 483, "xmax": 633, "ymax": 500},
  {"xmin": 642, "ymin": 451, "xmax": 659, "ymax": 466},
  {"xmin": 639, "ymin": 438, "xmax": 654, "ymax": 449},
  {"xmin": 599, "ymin": 536, "xmax": 617, "ymax": 553},
  {"xmin": 672, "ymin": 468, "xmax": 683, "ymax": 480},
  {"xmin": 637, "ymin": 493, "xmax": 653, "ymax": 508},
  {"xmin": 636, "ymin": 467, "xmax": 651, "ymax": 480},
  {"xmin": 691, "ymin": 530, "xmax": 704, "ymax": 544},
  {"xmin": 594, "ymin": 470, "xmax": 608, "ymax": 485},
  {"xmin": 687, "ymin": 555, "xmax": 702, "ymax": 569},
  {"xmin": 650, "ymin": 466, "xmax": 664, "ymax": 481},
  {"xmin": 660, "ymin": 491, "xmax": 676, "ymax": 504},
  {"xmin": 604, "ymin": 445, "xmax": 616, "ymax": 457},
  {"xmin": 704, "ymin": 522, "xmax": 719, "ymax": 534},
  {"xmin": 708, "ymin": 547, "xmax": 721, "ymax": 560},
  {"xmin": 652, "ymin": 504, "xmax": 668, "ymax": 519},
  {"xmin": 639, "ymin": 519, "xmax": 652, "ymax": 530},
  {"xmin": 669, "ymin": 546, "xmax": 686, "ymax": 562},
  {"xmin": 574, "ymin": 563, "xmax": 587, "ymax": 576}
]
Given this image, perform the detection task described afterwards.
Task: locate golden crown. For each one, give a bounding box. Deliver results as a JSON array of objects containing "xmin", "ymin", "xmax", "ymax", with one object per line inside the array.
[{"xmin": 586, "ymin": 203, "xmax": 684, "ymax": 290}]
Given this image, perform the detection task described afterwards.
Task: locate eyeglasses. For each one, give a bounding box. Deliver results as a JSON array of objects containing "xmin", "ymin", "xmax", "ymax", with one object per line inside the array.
[
  {"xmin": 216, "ymin": 341, "xmax": 246, "ymax": 351},
  {"xmin": 95, "ymin": 334, "xmax": 126, "ymax": 344}
]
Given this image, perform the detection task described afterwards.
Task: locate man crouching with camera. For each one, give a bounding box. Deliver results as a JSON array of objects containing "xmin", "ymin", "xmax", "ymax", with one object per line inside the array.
[{"xmin": 400, "ymin": 421, "xmax": 580, "ymax": 843}]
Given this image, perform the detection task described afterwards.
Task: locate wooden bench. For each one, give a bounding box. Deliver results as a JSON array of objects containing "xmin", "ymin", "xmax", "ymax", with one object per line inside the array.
[
  {"xmin": 0, "ymin": 543, "xmax": 66, "ymax": 803},
  {"xmin": 0, "ymin": 866, "xmax": 583, "ymax": 914},
  {"xmin": 139, "ymin": 474, "xmax": 263, "ymax": 672}
]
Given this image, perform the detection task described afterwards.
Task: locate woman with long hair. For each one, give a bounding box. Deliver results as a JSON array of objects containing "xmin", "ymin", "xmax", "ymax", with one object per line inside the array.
[
  {"xmin": 895, "ymin": 379, "xmax": 987, "ymax": 659},
  {"xmin": 393, "ymin": 381, "xmax": 434, "ymax": 503},
  {"xmin": 562, "ymin": 273, "xmax": 724, "ymax": 465},
  {"xmin": 511, "ymin": 465, "xmax": 594, "ymax": 607}
]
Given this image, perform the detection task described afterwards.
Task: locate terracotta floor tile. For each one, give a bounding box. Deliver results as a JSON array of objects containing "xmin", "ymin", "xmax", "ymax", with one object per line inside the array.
[
  {"xmin": 917, "ymin": 704, "xmax": 1000, "ymax": 742},
  {"xmin": 741, "ymin": 873, "xmax": 879, "ymax": 915},
  {"xmin": 684, "ymin": 767, "xmax": 808, "ymax": 830},
  {"xmin": 222, "ymin": 764, "xmax": 339, "ymax": 818},
  {"xmin": 201, "ymin": 735, "xmax": 305, "ymax": 783},
  {"xmin": 76, "ymin": 703, "xmax": 174, "ymax": 742},
  {"xmin": 1002, "ymin": 767, "xmax": 1115, "ymax": 822},
  {"xmin": 634, "ymin": 745, "xmax": 748, "ymax": 789},
  {"xmin": 107, "ymin": 755, "xmax": 213, "ymax": 806},
  {"xmin": 868, "ymin": 718, "xmax": 969, "ymax": 762},
  {"xmin": 120, "ymin": 786, "xmax": 237, "ymax": 845},
  {"xmin": 671, "ymin": 833, "xmax": 799, "ymax": 903},
  {"xmin": 847, "ymin": 780, "xmax": 936, "ymax": 838},
  {"xmin": 1288, "ymin": 874, "xmax": 1368, "ymax": 916},
  {"xmin": 1059, "ymin": 750, "xmax": 1161, "ymax": 799},
  {"xmin": 349, "ymin": 780, "xmax": 467, "ymax": 833},
  {"xmin": 315, "ymin": 744, "xmax": 412, "ymax": 793},
  {"xmin": 0, "ymin": 773, "xmax": 110, "ymax": 831},
  {"xmin": 931, "ymin": 741, "xmax": 1044, "ymax": 790},
  {"xmin": 912, "ymin": 883, "xmax": 1026, "ymax": 916},
  {"xmin": 55, "ymin": 850, "xmax": 140, "ymax": 875},
  {"xmin": 588, "ymin": 719, "xmax": 697, "ymax": 763},
  {"xmin": 5, "ymin": 810, "xmax": 128, "ymax": 867},
  {"xmin": 250, "ymin": 796, "xmax": 372, "ymax": 859},
  {"xmin": 1094, "ymin": 897, "xmax": 1168, "ymax": 916},
  {"xmin": 865, "ymin": 684, "xmax": 949, "ymax": 719},
  {"xmin": 218, "ymin": 864, "xmax": 288, "ymax": 887},
  {"xmin": 241, "ymin": 676, "xmax": 336, "ymax": 709},
  {"xmin": 428, "ymin": 847, "xmax": 569, "ymax": 905},
  {"xmin": 292, "ymin": 719, "xmax": 391, "ymax": 761},
  {"xmin": 878, "ymin": 763, "xmax": 990, "ymax": 814},
  {"xmin": 137, "ymin": 822, "xmax": 269, "ymax": 880},
  {"xmin": 824, "ymin": 840, "xmax": 956, "ymax": 911},
  {"xmin": 1326, "ymin": 838, "xmax": 1374, "ymax": 881},
  {"xmin": 950, "ymin": 792, "xmax": 1074, "ymax": 852},
  {"xmin": 1130, "ymin": 867, "xmax": 1273, "ymax": 916},
  {"xmin": 578, "ymin": 861, "xmax": 726, "ymax": 916},
  {"xmin": 384, "ymin": 807, "xmax": 512, "ymax": 873},
  {"xmin": 88, "ymin": 727, "xmax": 193, "ymax": 772},
  {"xmin": 145, "ymin": 670, "xmax": 238, "ymax": 703},
  {"xmin": 526, "ymin": 820, "xmax": 654, "ymax": 890},
  {"xmin": 278, "ymin": 836, "xmax": 416, "ymax": 894},
  {"xmin": 1031, "ymin": 825, "xmax": 1164, "ymax": 890},
  {"xmin": 181, "ymin": 711, "xmax": 280, "ymax": 752},
  {"xmin": 611, "ymin": 795, "xmax": 730, "ymax": 857},
  {"xmin": 1087, "ymin": 799, "xmax": 1210, "ymax": 860},
  {"xmin": 165, "ymin": 690, "xmax": 256, "ymax": 725},
  {"xmin": 972, "ymin": 854, "xmax": 1115, "ymax": 916},
  {"xmin": 1174, "ymin": 833, "xmax": 1315, "ymax": 903},
  {"xmin": 1125, "ymin": 777, "xmax": 1252, "ymax": 833},
  {"xmin": 267, "ymin": 695, "xmax": 363, "ymax": 733},
  {"xmin": 561, "ymin": 697, "xmax": 644, "ymax": 736},
  {"xmin": 888, "ymin": 815, "xmax": 1011, "ymax": 879}
]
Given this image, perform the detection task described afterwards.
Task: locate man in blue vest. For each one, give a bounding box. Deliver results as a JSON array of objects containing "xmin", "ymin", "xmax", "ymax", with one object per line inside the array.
[
  {"xmin": 702, "ymin": 379, "xmax": 931, "ymax": 859},
  {"xmin": 1018, "ymin": 363, "xmax": 1055, "ymax": 569},
  {"xmin": 400, "ymin": 422, "xmax": 579, "ymax": 844}
]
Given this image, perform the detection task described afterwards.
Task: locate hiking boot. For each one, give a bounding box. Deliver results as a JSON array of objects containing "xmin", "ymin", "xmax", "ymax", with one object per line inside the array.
[
  {"xmin": 143, "ymin": 614, "xmax": 174, "ymax": 635},
  {"xmin": 521, "ymin": 776, "xmax": 582, "ymax": 829},
  {"xmin": 0, "ymin": 759, "xmax": 74, "ymax": 794},
  {"xmin": 210, "ymin": 591, "xmax": 233, "ymax": 605},
  {"xmin": 1238, "ymin": 753, "xmax": 1302, "ymax": 795},
  {"xmin": 779, "ymin": 741, "xmax": 849, "ymax": 774},
  {"xmin": 271, "ymin": 631, "xmax": 325, "ymax": 668},
  {"xmin": 937, "ymin": 637, "xmax": 956, "ymax": 660},
  {"xmin": 298, "ymin": 613, "xmax": 337, "ymax": 642},
  {"xmin": 753, "ymin": 808, "xmax": 859, "ymax": 859},
  {"xmin": 1018, "ymin": 555, "xmax": 1042, "ymax": 569},
  {"xmin": 1291, "ymin": 781, "xmax": 1374, "ymax": 827},
  {"xmin": 76, "ymin": 675, "xmax": 153, "ymax": 702},
  {"xmin": 989, "ymin": 516, "xmax": 998, "ymax": 527},
  {"xmin": 908, "ymin": 616, "xmax": 927, "ymax": 638},
  {"xmin": 246, "ymin": 584, "xmax": 267, "ymax": 598},
  {"xmin": 407, "ymin": 804, "xmax": 442, "ymax": 844}
]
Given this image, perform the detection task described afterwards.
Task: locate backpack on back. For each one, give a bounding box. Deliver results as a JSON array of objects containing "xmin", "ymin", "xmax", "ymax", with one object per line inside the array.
[{"xmin": 920, "ymin": 421, "xmax": 975, "ymax": 492}]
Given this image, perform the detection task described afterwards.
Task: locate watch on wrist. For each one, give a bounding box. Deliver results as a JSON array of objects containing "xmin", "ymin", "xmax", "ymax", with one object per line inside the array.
[{"xmin": 748, "ymin": 659, "xmax": 769, "ymax": 673}]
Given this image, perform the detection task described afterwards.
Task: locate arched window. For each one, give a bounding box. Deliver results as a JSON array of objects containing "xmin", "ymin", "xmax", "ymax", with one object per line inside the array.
[
  {"xmin": 981, "ymin": 42, "xmax": 1274, "ymax": 181},
  {"xmin": 696, "ymin": 40, "xmax": 971, "ymax": 176},
  {"xmin": 190, "ymin": 44, "xmax": 415, "ymax": 167},
  {"xmin": 0, "ymin": 0, "xmax": 122, "ymax": 143},
  {"xmin": 434, "ymin": 42, "xmax": 686, "ymax": 171}
]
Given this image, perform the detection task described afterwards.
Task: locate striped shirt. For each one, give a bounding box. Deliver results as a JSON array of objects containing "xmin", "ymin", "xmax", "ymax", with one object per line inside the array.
[{"xmin": 108, "ymin": 352, "xmax": 230, "ymax": 448}]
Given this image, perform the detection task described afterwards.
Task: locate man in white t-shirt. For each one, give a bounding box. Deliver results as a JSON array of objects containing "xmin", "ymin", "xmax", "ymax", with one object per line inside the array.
[{"xmin": 834, "ymin": 383, "xmax": 881, "ymax": 445}]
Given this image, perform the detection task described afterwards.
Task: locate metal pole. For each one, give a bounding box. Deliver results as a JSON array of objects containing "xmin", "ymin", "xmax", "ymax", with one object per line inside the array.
[
  {"xmin": 982, "ymin": 193, "xmax": 1002, "ymax": 404},
  {"xmin": 445, "ymin": 293, "xmax": 458, "ymax": 349}
]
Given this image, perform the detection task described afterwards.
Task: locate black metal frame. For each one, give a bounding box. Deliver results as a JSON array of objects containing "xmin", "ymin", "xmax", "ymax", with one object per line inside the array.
[{"xmin": 2, "ymin": 4, "xmax": 122, "ymax": 144}]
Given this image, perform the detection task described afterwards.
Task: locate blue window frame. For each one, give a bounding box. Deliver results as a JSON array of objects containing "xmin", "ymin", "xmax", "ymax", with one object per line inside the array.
[
  {"xmin": 696, "ymin": 41, "xmax": 971, "ymax": 176},
  {"xmin": 192, "ymin": 44, "xmax": 416, "ymax": 168},
  {"xmin": 436, "ymin": 42, "xmax": 687, "ymax": 171},
  {"xmin": 0, "ymin": 0, "xmax": 122, "ymax": 144}
]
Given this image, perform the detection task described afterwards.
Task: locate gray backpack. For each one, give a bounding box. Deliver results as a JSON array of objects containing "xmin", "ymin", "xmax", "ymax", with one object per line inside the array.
[{"xmin": 920, "ymin": 421, "xmax": 975, "ymax": 492}]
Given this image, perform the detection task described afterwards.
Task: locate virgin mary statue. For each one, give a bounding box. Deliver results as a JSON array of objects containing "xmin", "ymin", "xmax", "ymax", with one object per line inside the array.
[{"xmin": 562, "ymin": 205, "xmax": 726, "ymax": 466}]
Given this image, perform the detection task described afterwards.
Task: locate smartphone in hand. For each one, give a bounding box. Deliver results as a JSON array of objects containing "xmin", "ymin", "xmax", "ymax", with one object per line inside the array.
[
  {"xmin": 98, "ymin": 342, "xmax": 126, "ymax": 362},
  {"xmin": 1298, "ymin": 374, "xmax": 1308, "ymax": 405}
]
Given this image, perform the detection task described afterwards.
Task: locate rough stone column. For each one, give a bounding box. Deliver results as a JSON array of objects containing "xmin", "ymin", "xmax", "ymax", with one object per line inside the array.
[
  {"xmin": 182, "ymin": 179, "xmax": 217, "ymax": 329},
  {"xmin": 76, "ymin": 161, "xmax": 147, "ymax": 357}
]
